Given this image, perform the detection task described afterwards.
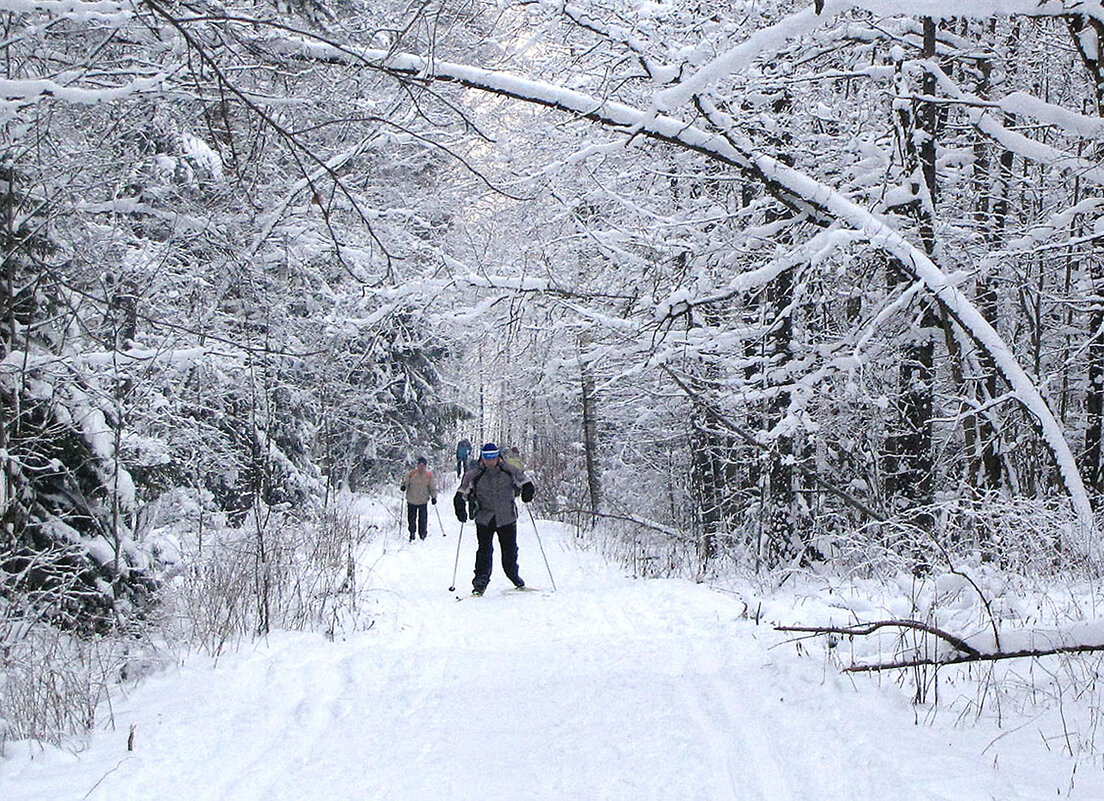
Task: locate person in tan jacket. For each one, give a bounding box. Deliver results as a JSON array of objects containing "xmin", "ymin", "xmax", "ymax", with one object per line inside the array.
[{"xmin": 401, "ymin": 457, "xmax": 438, "ymax": 541}]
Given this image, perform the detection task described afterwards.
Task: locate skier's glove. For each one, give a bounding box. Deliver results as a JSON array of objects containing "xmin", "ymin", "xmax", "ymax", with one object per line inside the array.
[
  {"xmin": 453, "ymin": 492, "xmax": 467, "ymax": 522},
  {"xmin": 431, "ymin": 497, "xmax": 437, "ymax": 505},
  {"xmin": 521, "ymin": 482, "xmax": 535, "ymax": 503}
]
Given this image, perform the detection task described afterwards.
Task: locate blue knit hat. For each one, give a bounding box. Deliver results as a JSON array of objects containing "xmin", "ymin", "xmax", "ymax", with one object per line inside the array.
[{"xmin": 480, "ymin": 442, "xmax": 500, "ymax": 460}]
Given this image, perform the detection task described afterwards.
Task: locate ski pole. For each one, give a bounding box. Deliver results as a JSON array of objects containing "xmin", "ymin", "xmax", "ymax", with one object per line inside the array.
[
  {"xmin": 448, "ymin": 522, "xmax": 465, "ymax": 592},
  {"xmin": 433, "ymin": 503, "xmax": 447, "ymax": 537},
  {"xmin": 527, "ymin": 506, "xmax": 556, "ymax": 592}
]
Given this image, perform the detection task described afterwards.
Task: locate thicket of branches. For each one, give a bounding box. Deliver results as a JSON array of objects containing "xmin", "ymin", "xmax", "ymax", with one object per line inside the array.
[{"xmin": 379, "ymin": 1, "xmax": 1104, "ymax": 576}]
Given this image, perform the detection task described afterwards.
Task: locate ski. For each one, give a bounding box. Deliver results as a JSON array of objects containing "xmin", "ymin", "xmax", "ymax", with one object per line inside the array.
[{"xmin": 455, "ymin": 587, "xmax": 544, "ymax": 601}]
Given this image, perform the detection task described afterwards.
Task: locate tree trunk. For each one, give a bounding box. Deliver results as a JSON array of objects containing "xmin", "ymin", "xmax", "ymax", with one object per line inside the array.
[
  {"xmin": 762, "ymin": 234, "xmax": 797, "ymax": 567},
  {"xmin": 579, "ymin": 344, "xmax": 601, "ymax": 528},
  {"xmin": 759, "ymin": 95, "xmax": 799, "ymax": 568},
  {"xmin": 1085, "ymin": 261, "xmax": 1104, "ymax": 495},
  {"xmin": 685, "ymin": 301, "xmax": 740, "ymax": 570},
  {"xmin": 969, "ymin": 41, "xmax": 1005, "ymax": 493},
  {"xmin": 885, "ymin": 18, "xmax": 939, "ymax": 542},
  {"xmin": 1068, "ymin": 13, "xmax": 1104, "ymax": 501},
  {"xmin": 690, "ymin": 413, "xmax": 721, "ymax": 565}
]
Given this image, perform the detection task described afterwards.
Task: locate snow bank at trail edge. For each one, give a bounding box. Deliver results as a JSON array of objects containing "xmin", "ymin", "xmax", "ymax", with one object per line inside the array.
[{"xmin": 3, "ymin": 496, "xmax": 1104, "ymax": 800}]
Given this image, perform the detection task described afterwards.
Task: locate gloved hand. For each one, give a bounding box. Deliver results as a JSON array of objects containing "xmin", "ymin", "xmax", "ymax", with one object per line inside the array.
[
  {"xmin": 431, "ymin": 497, "xmax": 437, "ymax": 505},
  {"xmin": 453, "ymin": 492, "xmax": 467, "ymax": 523},
  {"xmin": 521, "ymin": 482, "xmax": 535, "ymax": 503}
]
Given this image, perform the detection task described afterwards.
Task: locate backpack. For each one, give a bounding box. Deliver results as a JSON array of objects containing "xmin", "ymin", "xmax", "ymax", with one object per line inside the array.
[{"xmin": 465, "ymin": 462, "xmax": 526, "ymax": 515}]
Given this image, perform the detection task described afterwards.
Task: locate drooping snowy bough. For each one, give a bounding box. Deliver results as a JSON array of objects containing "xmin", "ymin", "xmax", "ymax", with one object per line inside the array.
[
  {"xmin": 317, "ymin": 46, "xmax": 1094, "ymax": 539},
  {"xmin": 155, "ymin": 0, "xmax": 1101, "ymax": 541}
]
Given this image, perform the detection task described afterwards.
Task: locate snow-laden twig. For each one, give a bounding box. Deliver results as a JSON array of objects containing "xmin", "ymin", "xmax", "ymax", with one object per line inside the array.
[{"xmin": 649, "ymin": 0, "xmax": 1100, "ymax": 113}]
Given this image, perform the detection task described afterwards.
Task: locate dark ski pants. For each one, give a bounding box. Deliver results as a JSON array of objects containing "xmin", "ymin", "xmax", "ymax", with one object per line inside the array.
[
  {"xmin": 456, "ymin": 458, "xmax": 465, "ymax": 478},
  {"xmin": 407, "ymin": 503, "xmax": 428, "ymax": 540},
  {"xmin": 473, "ymin": 519, "xmax": 522, "ymax": 591}
]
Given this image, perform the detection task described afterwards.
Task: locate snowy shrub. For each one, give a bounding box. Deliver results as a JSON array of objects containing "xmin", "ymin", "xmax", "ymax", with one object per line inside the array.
[
  {"xmin": 0, "ymin": 616, "xmax": 165, "ymax": 747},
  {"xmin": 757, "ymin": 528, "xmax": 1104, "ymax": 758},
  {"xmin": 0, "ymin": 379, "xmax": 160, "ymax": 634},
  {"xmin": 168, "ymin": 529, "xmax": 256, "ymax": 657},
  {"xmin": 585, "ymin": 515, "xmax": 701, "ymax": 581},
  {"xmin": 164, "ymin": 500, "xmax": 376, "ymax": 654},
  {"xmin": 813, "ymin": 495, "xmax": 1092, "ymax": 579}
]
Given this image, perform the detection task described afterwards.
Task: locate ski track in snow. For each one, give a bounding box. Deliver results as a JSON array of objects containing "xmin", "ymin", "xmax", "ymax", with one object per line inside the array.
[{"xmin": 3, "ymin": 496, "xmax": 1104, "ymax": 800}]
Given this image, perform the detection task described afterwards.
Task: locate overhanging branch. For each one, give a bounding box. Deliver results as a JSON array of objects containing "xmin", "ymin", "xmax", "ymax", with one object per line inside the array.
[{"xmin": 210, "ymin": 20, "xmax": 1094, "ymax": 534}]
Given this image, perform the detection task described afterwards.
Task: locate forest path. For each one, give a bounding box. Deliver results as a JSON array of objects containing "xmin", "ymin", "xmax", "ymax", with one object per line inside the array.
[{"xmin": 1, "ymin": 494, "xmax": 1095, "ymax": 800}]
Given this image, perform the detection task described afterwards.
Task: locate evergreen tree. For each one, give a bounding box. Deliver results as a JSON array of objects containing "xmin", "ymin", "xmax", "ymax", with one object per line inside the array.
[{"xmin": 0, "ymin": 162, "xmax": 155, "ymax": 631}]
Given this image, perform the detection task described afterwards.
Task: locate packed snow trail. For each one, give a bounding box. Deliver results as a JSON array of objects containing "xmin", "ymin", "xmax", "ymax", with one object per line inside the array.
[{"xmin": 3, "ymin": 497, "xmax": 1102, "ymax": 800}]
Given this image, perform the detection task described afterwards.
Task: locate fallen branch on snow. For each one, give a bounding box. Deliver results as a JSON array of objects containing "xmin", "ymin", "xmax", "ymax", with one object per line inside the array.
[{"xmin": 776, "ymin": 620, "xmax": 1104, "ymax": 673}]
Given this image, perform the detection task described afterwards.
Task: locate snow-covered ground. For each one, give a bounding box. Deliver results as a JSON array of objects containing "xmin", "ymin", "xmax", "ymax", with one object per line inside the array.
[{"xmin": 3, "ymin": 497, "xmax": 1104, "ymax": 800}]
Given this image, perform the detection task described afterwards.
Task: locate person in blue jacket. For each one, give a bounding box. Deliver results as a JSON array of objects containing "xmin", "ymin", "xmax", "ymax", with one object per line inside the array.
[{"xmin": 455, "ymin": 438, "xmax": 472, "ymax": 478}]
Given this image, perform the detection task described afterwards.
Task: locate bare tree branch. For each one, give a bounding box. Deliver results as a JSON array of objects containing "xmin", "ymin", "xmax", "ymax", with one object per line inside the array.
[
  {"xmin": 778, "ymin": 619, "xmax": 981, "ymax": 657},
  {"xmin": 777, "ymin": 620, "xmax": 1104, "ymax": 673}
]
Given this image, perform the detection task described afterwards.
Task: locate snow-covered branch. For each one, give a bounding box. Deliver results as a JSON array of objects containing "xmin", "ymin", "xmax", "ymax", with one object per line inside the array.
[
  {"xmin": 779, "ymin": 619, "xmax": 1104, "ymax": 673},
  {"xmin": 329, "ymin": 44, "xmax": 1094, "ymax": 531},
  {"xmin": 0, "ymin": 0, "xmax": 132, "ymax": 19},
  {"xmin": 0, "ymin": 73, "xmax": 171, "ymax": 123},
  {"xmin": 646, "ymin": 0, "xmax": 1103, "ymax": 113},
  {"xmin": 921, "ymin": 61, "xmax": 1104, "ymax": 187}
]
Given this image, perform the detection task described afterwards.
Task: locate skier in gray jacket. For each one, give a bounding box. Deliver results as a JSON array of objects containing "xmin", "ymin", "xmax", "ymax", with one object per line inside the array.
[{"xmin": 453, "ymin": 442, "xmax": 535, "ymax": 596}]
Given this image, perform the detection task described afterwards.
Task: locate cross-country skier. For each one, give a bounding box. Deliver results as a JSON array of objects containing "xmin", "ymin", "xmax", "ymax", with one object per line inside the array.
[
  {"xmin": 456, "ymin": 438, "xmax": 473, "ymax": 478},
  {"xmin": 453, "ymin": 442, "xmax": 535, "ymax": 596},
  {"xmin": 401, "ymin": 457, "xmax": 437, "ymax": 541}
]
